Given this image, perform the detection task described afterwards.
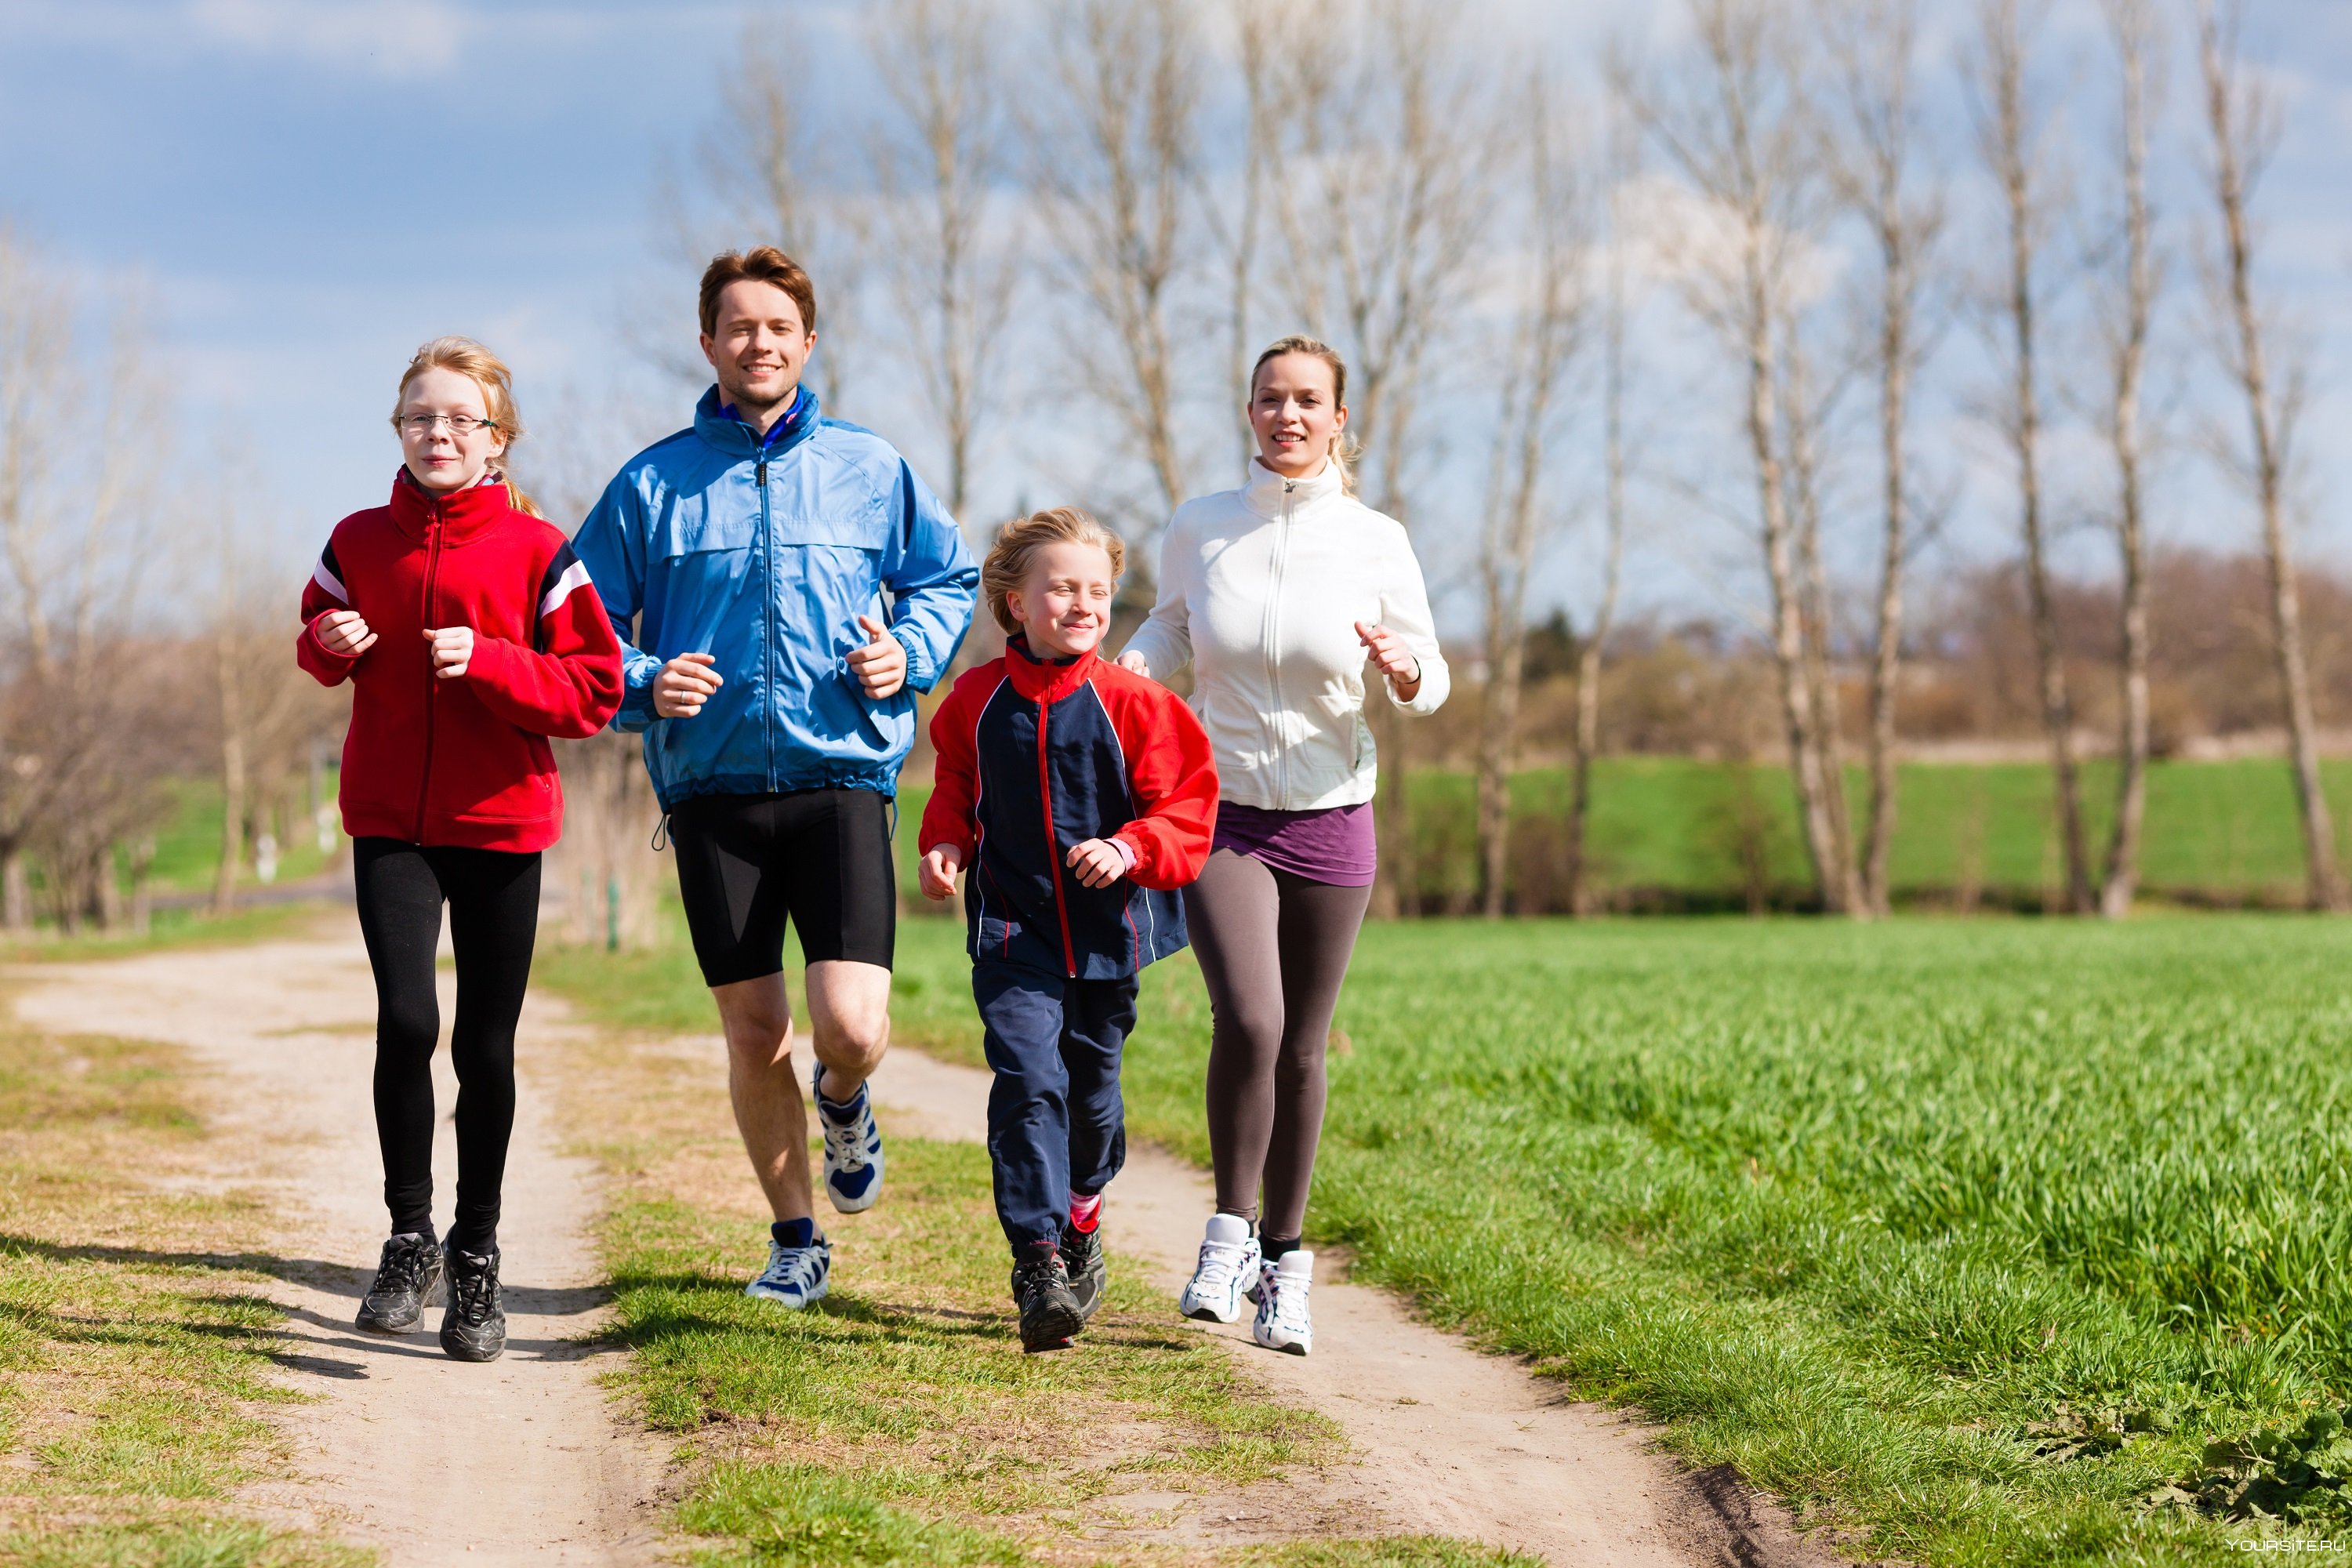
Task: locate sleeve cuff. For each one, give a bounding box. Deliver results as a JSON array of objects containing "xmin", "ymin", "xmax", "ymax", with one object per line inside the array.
[{"xmin": 1111, "ymin": 836, "xmax": 1138, "ymax": 873}]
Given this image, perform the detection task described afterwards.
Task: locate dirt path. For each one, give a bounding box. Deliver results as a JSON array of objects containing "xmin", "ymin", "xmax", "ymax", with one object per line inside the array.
[
  {"xmin": 9, "ymin": 923, "xmax": 1840, "ymax": 1567},
  {"xmin": 9, "ymin": 919, "xmax": 666, "ymax": 1566},
  {"xmin": 867, "ymin": 1044, "xmax": 1839, "ymax": 1567}
]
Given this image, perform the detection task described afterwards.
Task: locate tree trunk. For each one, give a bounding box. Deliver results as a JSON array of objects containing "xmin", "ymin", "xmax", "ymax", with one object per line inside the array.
[
  {"xmin": 1860, "ymin": 245, "xmax": 1913, "ymax": 918},
  {"xmin": 2100, "ymin": 12, "xmax": 2155, "ymax": 919},
  {"xmin": 1476, "ymin": 634, "xmax": 1524, "ymax": 919},
  {"xmin": 2199, "ymin": 2, "xmax": 2347, "ymax": 910},
  {"xmin": 1372, "ymin": 702, "xmax": 1415, "ymax": 918}
]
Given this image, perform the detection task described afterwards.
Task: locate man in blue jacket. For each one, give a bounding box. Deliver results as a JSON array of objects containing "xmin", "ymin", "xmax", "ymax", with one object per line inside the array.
[{"xmin": 572, "ymin": 247, "xmax": 978, "ymax": 1308}]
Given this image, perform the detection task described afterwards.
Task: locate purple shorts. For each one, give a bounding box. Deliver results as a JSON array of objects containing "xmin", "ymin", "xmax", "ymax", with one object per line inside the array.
[{"xmin": 1211, "ymin": 800, "xmax": 1377, "ymax": 887}]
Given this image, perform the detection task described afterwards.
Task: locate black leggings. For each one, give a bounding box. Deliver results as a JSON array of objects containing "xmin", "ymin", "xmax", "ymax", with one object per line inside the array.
[
  {"xmin": 354, "ymin": 838, "xmax": 541, "ymax": 1254},
  {"xmin": 1185, "ymin": 849, "xmax": 1373, "ymax": 1241}
]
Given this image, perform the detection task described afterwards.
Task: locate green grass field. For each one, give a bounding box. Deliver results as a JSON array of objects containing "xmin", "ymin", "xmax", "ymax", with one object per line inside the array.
[
  {"xmin": 885, "ymin": 757, "xmax": 2352, "ymax": 915},
  {"xmin": 543, "ymin": 908, "xmax": 2352, "ymax": 1564}
]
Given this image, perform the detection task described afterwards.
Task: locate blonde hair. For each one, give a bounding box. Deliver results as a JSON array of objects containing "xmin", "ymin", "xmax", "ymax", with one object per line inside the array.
[
  {"xmin": 1250, "ymin": 334, "xmax": 1356, "ymax": 494},
  {"xmin": 390, "ymin": 336, "xmax": 542, "ymax": 517},
  {"xmin": 981, "ymin": 507, "xmax": 1125, "ymax": 636}
]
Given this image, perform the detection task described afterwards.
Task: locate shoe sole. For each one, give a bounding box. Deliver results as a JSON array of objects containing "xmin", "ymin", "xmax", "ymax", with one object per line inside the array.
[
  {"xmin": 441, "ymin": 1329, "xmax": 506, "ymax": 1363},
  {"xmin": 826, "ymin": 1178, "xmax": 881, "ymax": 1214},
  {"xmin": 1022, "ymin": 1302, "xmax": 1084, "ymax": 1352},
  {"xmin": 745, "ymin": 1282, "xmax": 829, "ymax": 1308},
  {"xmin": 1181, "ymin": 1300, "xmax": 1243, "ymax": 1324}
]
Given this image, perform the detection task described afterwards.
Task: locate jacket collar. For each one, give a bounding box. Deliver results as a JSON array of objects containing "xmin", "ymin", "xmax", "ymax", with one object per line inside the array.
[
  {"xmin": 693, "ymin": 383, "xmax": 821, "ymax": 462},
  {"xmin": 1240, "ymin": 455, "xmax": 1345, "ymax": 521},
  {"xmin": 1004, "ymin": 633, "xmax": 1097, "ymax": 702},
  {"xmin": 387, "ymin": 466, "xmax": 515, "ymax": 546}
]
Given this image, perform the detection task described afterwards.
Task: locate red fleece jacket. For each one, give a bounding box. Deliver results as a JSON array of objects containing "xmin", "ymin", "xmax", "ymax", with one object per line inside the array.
[{"xmin": 297, "ymin": 470, "xmax": 624, "ymax": 853}]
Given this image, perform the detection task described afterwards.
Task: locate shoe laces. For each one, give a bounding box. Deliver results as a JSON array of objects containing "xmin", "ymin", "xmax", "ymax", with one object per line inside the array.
[
  {"xmin": 820, "ymin": 1092, "xmax": 873, "ymax": 1172},
  {"xmin": 1194, "ymin": 1233, "xmax": 1250, "ymax": 1288},
  {"xmin": 1263, "ymin": 1264, "xmax": 1312, "ymax": 1330},
  {"xmin": 376, "ymin": 1234, "xmax": 433, "ymax": 1292},
  {"xmin": 1014, "ymin": 1249, "xmax": 1069, "ymax": 1294},
  {"xmin": 764, "ymin": 1239, "xmax": 826, "ymax": 1287},
  {"xmin": 448, "ymin": 1250, "xmax": 499, "ymax": 1323}
]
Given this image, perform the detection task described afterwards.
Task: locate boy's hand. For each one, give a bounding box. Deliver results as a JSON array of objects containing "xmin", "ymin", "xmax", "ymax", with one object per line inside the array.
[
  {"xmin": 1066, "ymin": 837, "xmax": 1127, "ymax": 889},
  {"xmin": 919, "ymin": 844, "xmax": 964, "ymax": 901}
]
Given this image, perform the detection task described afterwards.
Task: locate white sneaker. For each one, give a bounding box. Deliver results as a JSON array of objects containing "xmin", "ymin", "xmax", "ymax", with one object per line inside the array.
[
  {"xmin": 745, "ymin": 1236, "xmax": 831, "ymax": 1309},
  {"xmin": 815, "ymin": 1063, "xmax": 884, "ymax": 1214},
  {"xmin": 1178, "ymin": 1214, "xmax": 1262, "ymax": 1323},
  {"xmin": 1252, "ymin": 1250, "xmax": 1313, "ymax": 1355}
]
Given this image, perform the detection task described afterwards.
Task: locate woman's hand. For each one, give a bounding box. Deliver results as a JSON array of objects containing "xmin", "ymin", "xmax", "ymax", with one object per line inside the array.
[
  {"xmin": 1116, "ymin": 650, "xmax": 1150, "ymax": 678},
  {"xmin": 1355, "ymin": 621, "xmax": 1421, "ymax": 701},
  {"xmin": 919, "ymin": 844, "xmax": 964, "ymax": 901},
  {"xmin": 1066, "ymin": 837, "xmax": 1127, "ymax": 889},
  {"xmin": 315, "ymin": 610, "xmax": 376, "ymax": 657},
  {"xmin": 424, "ymin": 625, "xmax": 474, "ymax": 680},
  {"xmin": 655, "ymin": 652, "xmax": 722, "ymax": 717}
]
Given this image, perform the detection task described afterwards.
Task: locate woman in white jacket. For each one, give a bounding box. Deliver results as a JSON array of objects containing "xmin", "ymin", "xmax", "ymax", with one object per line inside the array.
[{"xmin": 1118, "ymin": 336, "xmax": 1447, "ymax": 1356}]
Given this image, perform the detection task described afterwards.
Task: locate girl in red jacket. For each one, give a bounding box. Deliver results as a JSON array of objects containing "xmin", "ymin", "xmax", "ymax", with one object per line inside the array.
[{"xmin": 297, "ymin": 337, "xmax": 624, "ymax": 1363}]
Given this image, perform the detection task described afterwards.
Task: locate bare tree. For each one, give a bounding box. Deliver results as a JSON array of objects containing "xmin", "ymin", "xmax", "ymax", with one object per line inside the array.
[
  {"xmin": 1204, "ymin": 1, "xmax": 1292, "ymax": 475},
  {"xmin": 690, "ymin": 16, "xmax": 872, "ymax": 412},
  {"xmin": 1268, "ymin": 0, "xmax": 1494, "ymax": 916},
  {"xmin": 1036, "ymin": 0, "xmax": 1203, "ymax": 524},
  {"xmin": 0, "ymin": 231, "xmax": 178, "ymax": 929},
  {"xmin": 1565, "ymin": 102, "xmax": 1639, "ymax": 920},
  {"xmin": 1629, "ymin": 0, "xmax": 1859, "ymax": 914},
  {"xmin": 1969, "ymin": 0, "xmax": 2092, "ymax": 913},
  {"xmin": 2195, "ymin": 0, "xmax": 2345, "ymax": 909},
  {"xmin": 866, "ymin": 0, "xmax": 1019, "ymax": 521},
  {"xmin": 1475, "ymin": 71, "xmax": 1588, "ymax": 918},
  {"xmin": 2095, "ymin": 0, "xmax": 2162, "ymax": 917},
  {"xmin": 1824, "ymin": 0, "xmax": 1944, "ymax": 917}
]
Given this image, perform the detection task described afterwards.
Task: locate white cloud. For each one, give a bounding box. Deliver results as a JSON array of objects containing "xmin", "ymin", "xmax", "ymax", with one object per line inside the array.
[{"xmin": 185, "ymin": 0, "xmax": 470, "ymax": 78}]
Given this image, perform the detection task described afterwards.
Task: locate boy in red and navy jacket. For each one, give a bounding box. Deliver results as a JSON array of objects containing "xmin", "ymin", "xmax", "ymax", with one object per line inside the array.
[{"xmin": 919, "ymin": 508, "xmax": 1217, "ymax": 1352}]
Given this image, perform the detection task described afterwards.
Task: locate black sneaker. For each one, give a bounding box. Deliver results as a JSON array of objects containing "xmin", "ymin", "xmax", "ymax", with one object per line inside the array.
[
  {"xmin": 356, "ymin": 1232, "xmax": 445, "ymax": 1334},
  {"xmin": 1011, "ymin": 1241, "xmax": 1083, "ymax": 1353},
  {"xmin": 438, "ymin": 1244, "xmax": 506, "ymax": 1363},
  {"xmin": 1059, "ymin": 1221, "xmax": 1107, "ymax": 1323}
]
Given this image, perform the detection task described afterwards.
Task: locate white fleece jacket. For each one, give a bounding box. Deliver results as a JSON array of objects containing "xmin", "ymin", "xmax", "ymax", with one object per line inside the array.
[{"xmin": 1120, "ymin": 459, "xmax": 1449, "ymax": 811}]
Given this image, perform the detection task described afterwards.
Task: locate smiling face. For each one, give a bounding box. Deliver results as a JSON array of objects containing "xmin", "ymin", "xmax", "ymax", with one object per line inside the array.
[
  {"xmin": 397, "ymin": 365, "xmax": 506, "ymax": 492},
  {"xmin": 1005, "ymin": 540, "xmax": 1119, "ymax": 659},
  {"xmin": 701, "ymin": 278, "xmax": 815, "ymax": 420},
  {"xmin": 1250, "ymin": 351, "xmax": 1348, "ymax": 479}
]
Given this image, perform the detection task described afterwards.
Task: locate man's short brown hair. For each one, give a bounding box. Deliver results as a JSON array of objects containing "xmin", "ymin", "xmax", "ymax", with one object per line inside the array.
[{"xmin": 699, "ymin": 247, "xmax": 817, "ymax": 338}]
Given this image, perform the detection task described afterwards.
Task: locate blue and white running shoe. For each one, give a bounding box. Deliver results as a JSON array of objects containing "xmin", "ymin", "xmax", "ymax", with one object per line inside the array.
[
  {"xmin": 1251, "ymin": 1250, "xmax": 1314, "ymax": 1356},
  {"xmin": 813, "ymin": 1062, "xmax": 884, "ymax": 1214},
  {"xmin": 1178, "ymin": 1213, "xmax": 1262, "ymax": 1323},
  {"xmin": 746, "ymin": 1235, "xmax": 831, "ymax": 1308}
]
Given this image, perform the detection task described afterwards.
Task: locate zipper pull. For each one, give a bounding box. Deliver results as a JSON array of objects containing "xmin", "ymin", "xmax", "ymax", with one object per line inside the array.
[{"xmin": 756, "ymin": 459, "xmax": 768, "ymax": 487}]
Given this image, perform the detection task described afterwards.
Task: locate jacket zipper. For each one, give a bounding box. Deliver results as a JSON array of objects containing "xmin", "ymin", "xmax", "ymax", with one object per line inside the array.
[
  {"xmin": 1263, "ymin": 481, "xmax": 1296, "ymax": 802},
  {"xmin": 757, "ymin": 454, "xmax": 775, "ymax": 788},
  {"xmin": 1035, "ymin": 690, "xmax": 1078, "ymax": 978},
  {"xmin": 412, "ymin": 500, "xmax": 447, "ymax": 842}
]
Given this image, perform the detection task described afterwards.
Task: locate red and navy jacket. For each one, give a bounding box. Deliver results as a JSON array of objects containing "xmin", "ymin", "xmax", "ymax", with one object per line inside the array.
[
  {"xmin": 920, "ymin": 636, "xmax": 1218, "ymax": 980},
  {"xmin": 296, "ymin": 469, "xmax": 626, "ymax": 854}
]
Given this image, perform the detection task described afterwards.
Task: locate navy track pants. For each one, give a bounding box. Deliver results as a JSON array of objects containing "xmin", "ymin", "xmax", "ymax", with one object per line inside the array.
[{"xmin": 975, "ymin": 962, "xmax": 1136, "ymax": 1254}]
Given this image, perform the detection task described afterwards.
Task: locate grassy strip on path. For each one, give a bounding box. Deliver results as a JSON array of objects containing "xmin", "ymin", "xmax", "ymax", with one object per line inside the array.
[
  {"xmin": 533, "ymin": 942, "xmax": 1537, "ymax": 1567},
  {"xmin": 0, "ymin": 993, "xmax": 365, "ymax": 1568},
  {"xmin": 554, "ymin": 906, "xmax": 2352, "ymax": 1565}
]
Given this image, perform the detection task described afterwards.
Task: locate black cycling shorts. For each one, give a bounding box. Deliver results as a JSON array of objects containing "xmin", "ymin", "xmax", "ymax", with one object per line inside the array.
[{"xmin": 669, "ymin": 789, "xmax": 897, "ymax": 986}]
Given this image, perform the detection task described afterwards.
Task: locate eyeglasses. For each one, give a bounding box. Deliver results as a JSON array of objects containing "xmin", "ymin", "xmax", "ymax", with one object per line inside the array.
[{"xmin": 396, "ymin": 413, "xmax": 499, "ymax": 437}]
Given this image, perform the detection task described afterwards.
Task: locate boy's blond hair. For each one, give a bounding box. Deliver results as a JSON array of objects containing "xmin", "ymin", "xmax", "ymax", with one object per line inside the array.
[{"xmin": 980, "ymin": 507, "xmax": 1126, "ymax": 635}]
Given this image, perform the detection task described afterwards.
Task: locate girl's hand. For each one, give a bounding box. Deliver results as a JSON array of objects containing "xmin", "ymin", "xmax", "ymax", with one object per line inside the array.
[
  {"xmin": 920, "ymin": 844, "xmax": 964, "ymax": 901},
  {"xmin": 1066, "ymin": 837, "xmax": 1127, "ymax": 889},
  {"xmin": 1354, "ymin": 620, "xmax": 1421, "ymax": 699},
  {"xmin": 1116, "ymin": 650, "xmax": 1151, "ymax": 678},
  {"xmin": 316, "ymin": 610, "xmax": 376, "ymax": 657},
  {"xmin": 424, "ymin": 625, "xmax": 474, "ymax": 680}
]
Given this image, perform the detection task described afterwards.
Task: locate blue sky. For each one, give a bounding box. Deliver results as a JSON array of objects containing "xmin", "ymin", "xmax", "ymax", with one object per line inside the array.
[{"xmin": 3, "ymin": 0, "xmax": 2349, "ymax": 632}]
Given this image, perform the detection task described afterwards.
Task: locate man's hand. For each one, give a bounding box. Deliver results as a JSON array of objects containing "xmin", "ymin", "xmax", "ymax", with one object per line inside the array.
[
  {"xmin": 424, "ymin": 625, "xmax": 474, "ymax": 680},
  {"xmin": 1066, "ymin": 837, "xmax": 1127, "ymax": 890},
  {"xmin": 919, "ymin": 844, "xmax": 964, "ymax": 901},
  {"xmin": 848, "ymin": 614, "xmax": 907, "ymax": 699},
  {"xmin": 655, "ymin": 652, "xmax": 723, "ymax": 718},
  {"xmin": 1116, "ymin": 650, "xmax": 1150, "ymax": 678},
  {"xmin": 1354, "ymin": 620, "xmax": 1421, "ymax": 700},
  {"xmin": 316, "ymin": 610, "xmax": 376, "ymax": 657}
]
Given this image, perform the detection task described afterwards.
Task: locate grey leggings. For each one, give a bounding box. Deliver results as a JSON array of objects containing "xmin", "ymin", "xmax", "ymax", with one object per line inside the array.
[{"xmin": 1185, "ymin": 848, "xmax": 1374, "ymax": 1240}]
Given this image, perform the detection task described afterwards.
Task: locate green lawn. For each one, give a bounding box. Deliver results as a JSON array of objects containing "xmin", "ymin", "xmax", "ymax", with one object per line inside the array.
[
  {"xmin": 889, "ymin": 757, "xmax": 2352, "ymax": 914},
  {"xmin": 544, "ymin": 909, "xmax": 2352, "ymax": 1564}
]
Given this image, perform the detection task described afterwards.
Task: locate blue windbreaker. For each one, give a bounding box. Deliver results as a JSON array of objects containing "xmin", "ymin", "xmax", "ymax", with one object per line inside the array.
[{"xmin": 572, "ymin": 387, "xmax": 978, "ymax": 808}]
